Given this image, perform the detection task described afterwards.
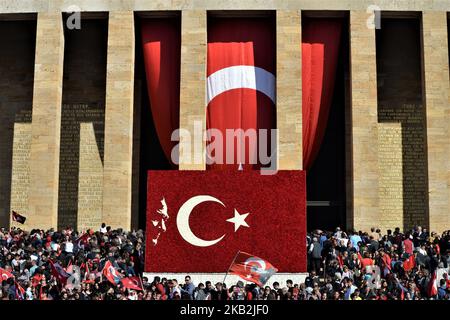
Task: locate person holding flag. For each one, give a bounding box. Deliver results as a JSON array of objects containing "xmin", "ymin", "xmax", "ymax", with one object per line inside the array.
[
  {"xmin": 428, "ymin": 269, "xmax": 438, "ymax": 299},
  {"xmin": 426, "ymin": 250, "xmax": 440, "ymax": 299},
  {"xmin": 15, "ymin": 281, "xmax": 25, "ymax": 300},
  {"xmin": 0, "ymin": 267, "xmax": 14, "ymax": 281},
  {"xmin": 102, "ymin": 260, "xmax": 123, "ymax": 285},
  {"xmin": 121, "ymin": 276, "xmax": 143, "ymax": 291},
  {"xmin": 49, "ymin": 259, "xmax": 71, "ymax": 286},
  {"xmin": 226, "ymin": 251, "xmax": 278, "ymax": 288}
]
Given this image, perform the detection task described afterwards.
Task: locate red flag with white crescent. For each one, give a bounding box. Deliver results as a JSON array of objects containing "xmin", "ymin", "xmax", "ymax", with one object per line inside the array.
[
  {"xmin": 49, "ymin": 259, "xmax": 70, "ymax": 285},
  {"xmin": 102, "ymin": 260, "xmax": 122, "ymax": 285},
  {"xmin": 121, "ymin": 277, "xmax": 143, "ymax": 291},
  {"xmin": 145, "ymin": 170, "xmax": 306, "ymax": 273},
  {"xmin": 207, "ymin": 17, "xmax": 276, "ymax": 170},
  {"xmin": 228, "ymin": 251, "xmax": 278, "ymax": 287},
  {"xmin": 0, "ymin": 267, "xmax": 14, "ymax": 281},
  {"xmin": 428, "ymin": 269, "xmax": 438, "ymax": 297}
]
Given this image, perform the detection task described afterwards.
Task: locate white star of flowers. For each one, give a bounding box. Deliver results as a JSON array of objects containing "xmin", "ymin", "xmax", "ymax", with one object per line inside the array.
[{"xmin": 226, "ymin": 209, "xmax": 250, "ymax": 232}]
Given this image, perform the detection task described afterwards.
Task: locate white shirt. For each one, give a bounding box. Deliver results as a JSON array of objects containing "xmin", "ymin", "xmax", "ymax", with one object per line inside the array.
[
  {"xmin": 342, "ymin": 271, "xmax": 353, "ymax": 279},
  {"xmin": 170, "ymin": 286, "xmax": 181, "ymax": 299},
  {"xmin": 51, "ymin": 242, "xmax": 60, "ymax": 252},
  {"xmin": 26, "ymin": 288, "xmax": 34, "ymax": 300},
  {"xmin": 65, "ymin": 242, "xmax": 74, "ymax": 253},
  {"xmin": 12, "ymin": 258, "xmax": 20, "ymax": 267}
]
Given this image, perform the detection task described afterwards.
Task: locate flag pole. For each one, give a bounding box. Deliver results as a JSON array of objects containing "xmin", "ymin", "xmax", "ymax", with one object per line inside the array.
[
  {"xmin": 138, "ymin": 273, "xmax": 144, "ymax": 290},
  {"xmin": 223, "ymin": 250, "xmax": 240, "ymax": 286}
]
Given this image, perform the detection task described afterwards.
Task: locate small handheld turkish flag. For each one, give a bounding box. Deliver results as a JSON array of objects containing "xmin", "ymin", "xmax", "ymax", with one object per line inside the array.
[
  {"xmin": 403, "ymin": 255, "xmax": 415, "ymax": 271},
  {"xmin": 49, "ymin": 260, "xmax": 70, "ymax": 285},
  {"xmin": 428, "ymin": 270, "xmax": 438, "ymax": 297},
  {"xmin": 121, "ymin": 277, "xmax": 143, "ymax": 291},
  {"xmin": 102, "ymin": 260, "xmax": 122, "ymax": 285},
  {"xmin": 0, "ymin": 267, "xmax": 14, "ymax": 281},
  {"xmin": 228, "ymin": 251, "xmax": 278, "ymax": 287},
  {"xmin": 31, "ymin": 273, "xmax": 43, "ymax": 287},
  {"xmin": 75, "ymin": 232, "xmax": 90, "ymax": 247},
  {"xmin": 11, "ymin": 211, "xmax": 26, "ymax": 224},
  {"xmin": 15, "ymin": 281, "xmax": 25, "ymax": 300}
]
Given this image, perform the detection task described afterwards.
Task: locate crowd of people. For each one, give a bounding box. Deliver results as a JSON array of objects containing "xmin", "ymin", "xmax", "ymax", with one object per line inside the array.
[
  {"xmin": 306, "ymin": 227, "xmax": 449, "ymax": 300},
  {"xmin": 0, "ymin": 223, "xmax": 449, "ymax": 300}
]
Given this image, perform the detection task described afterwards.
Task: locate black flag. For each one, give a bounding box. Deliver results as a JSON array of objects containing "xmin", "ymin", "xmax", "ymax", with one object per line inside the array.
[{"xmin": 12, "ymin": 211, "xmax": 26, "ymax": 224}]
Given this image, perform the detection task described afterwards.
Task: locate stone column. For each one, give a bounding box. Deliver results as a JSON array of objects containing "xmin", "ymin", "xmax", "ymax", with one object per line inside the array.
[
  {"xmin": 348, "ymin": 11, "xmax": 379, "ymax": 231},
  {"xmin": 276, "ymin": 10, "xmax": 302, "ymax": 170},
  {"xmin": 27, "ymin": 12, "xmax": 64, "ymax": 230},
  {"xmin": 179, "ymin": 10, "xmax": 207, "ymax": 170},
  {"xmin": 102, "ymin": 12, "xmax": 135, "ymax": 230},
  {"xmin": 422, "ymin": 12, "xmax": 450, "ymax": 234}
]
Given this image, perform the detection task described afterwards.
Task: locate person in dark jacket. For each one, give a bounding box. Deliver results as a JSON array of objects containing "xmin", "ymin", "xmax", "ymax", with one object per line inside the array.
[
  {"xmin": 309, "ymin": 237, "xmax": 322, "ymax": 273},
  {"xmin": 210, "ymin": 282, "xmax": 228, "ymax": 300},
  {"xmin": 438, "ymin": 279, "xmax": 447, "ymax": 300},
  {"xmin": 180, "ymin": 275, "xmax": 195, "ymax": 299}
]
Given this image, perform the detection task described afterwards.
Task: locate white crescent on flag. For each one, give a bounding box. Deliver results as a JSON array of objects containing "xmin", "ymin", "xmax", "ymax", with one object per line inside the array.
[
  {"xmin": 175, "ymin": 195, "xmax": 250, "ymax": 247},
  {"xmin": 176, "ymin": 195, "xmax": 226, "ymax": 247},
  {"xmin": 244, "ymin": 257, "xmax": 267, "ymax": 273},
  {"xmin": 207, "ymin": 65, "xmax": 276, "ymax": 104}
]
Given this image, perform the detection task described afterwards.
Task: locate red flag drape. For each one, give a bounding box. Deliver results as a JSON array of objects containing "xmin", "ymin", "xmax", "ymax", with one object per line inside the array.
[
  {"xmin": 207, "ymin": 18, "xmax": 276, "ymax": 170},
  {"xmin": 141, "ymin": 18, "xmax": 181, "ymax": 167},
  {"xmin": 302, "ymin": 19, "xmax": 342, "ymax": 170}
]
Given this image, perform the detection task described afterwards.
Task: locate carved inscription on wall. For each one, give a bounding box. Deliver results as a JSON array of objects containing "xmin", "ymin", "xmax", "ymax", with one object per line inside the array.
[
  {"xmin": 378, "ymin": 123, "xmax": 403, "ymax": 229},
  {"xmin": 378, "ymin": 103, "xmax": 428, "ymax": 229},
  {"xmin": 58, "ymin": 104, "xmax": 104, "ymax": 230},
  {"xmin": 9, "ymin": 110, "xmax": 32, "ymax": 224}
]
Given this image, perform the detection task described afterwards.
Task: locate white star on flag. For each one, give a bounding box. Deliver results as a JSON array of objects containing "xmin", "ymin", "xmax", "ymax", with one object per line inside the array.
[{"xmin": 226, "ymin": 209, "xmax": 250, "ymax": 232}]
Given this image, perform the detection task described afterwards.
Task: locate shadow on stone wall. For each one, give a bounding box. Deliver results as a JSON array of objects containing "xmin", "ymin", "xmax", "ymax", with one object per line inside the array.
[
  {"xmin": 376, "ymin": 18, "xmax": 429, "ymax": 231},
  {"xmin": 0, "ymin": 19, "xmax": 36, "ymax": 228},
  {"xmin": 58, "ymin": 18, "xmax": 107, "ymax": 230}
]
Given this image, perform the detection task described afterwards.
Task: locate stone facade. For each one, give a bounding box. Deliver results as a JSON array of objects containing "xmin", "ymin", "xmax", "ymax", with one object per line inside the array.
[
  {"xmin": 348, "ymin": 11, "xmax": 380, "ymax": 232},
  {"xmin": 179, "ymin": 10, "xmax": 207, "ymax": 170},
  {"xmin": 0, "ymin": 1, "xmax": 449, "ymax": 233},
  {"xmin": 422, "ymin": 12, "xmax": 450, "ymax": 234},
  {"xmin": 102, "ymin": 11, "xmax": 135, "ymax": 230},
  {"xmin": 0, "ymin": 1, "xmax": 449, "ymax": 12},
  {"xmin": 376, "ymin": 18, "xmax": 428, "ymax": 232},
  {"xmin": 58, "ymin": 18, "xmax": 107, "ymax": 231},
  {"xmin": 276, "ymin": 10, "xmax": 302, "ymax": 170},
  {"xmin": 0, "ymin": 19, "xmax": 35, "ymax": 228},
  {"xmin": 27, "ymin": 12, "xmax": 64, "ymax": 230}
]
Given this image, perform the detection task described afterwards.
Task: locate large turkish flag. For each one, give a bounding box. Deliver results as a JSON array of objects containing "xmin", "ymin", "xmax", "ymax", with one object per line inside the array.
[
  {"xmin": 145, "ymin": 170, "xmax": 306, "ymax": 273},
  {"xmin": 207, "ymin": 18, "xmax": 276, "ymax": 170}
]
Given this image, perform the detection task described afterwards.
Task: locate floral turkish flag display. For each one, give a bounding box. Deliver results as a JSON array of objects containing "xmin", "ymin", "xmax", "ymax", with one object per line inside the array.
[{"xmin": 145, "ymin": 170, "xmax": 306, "ymax": 273}]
